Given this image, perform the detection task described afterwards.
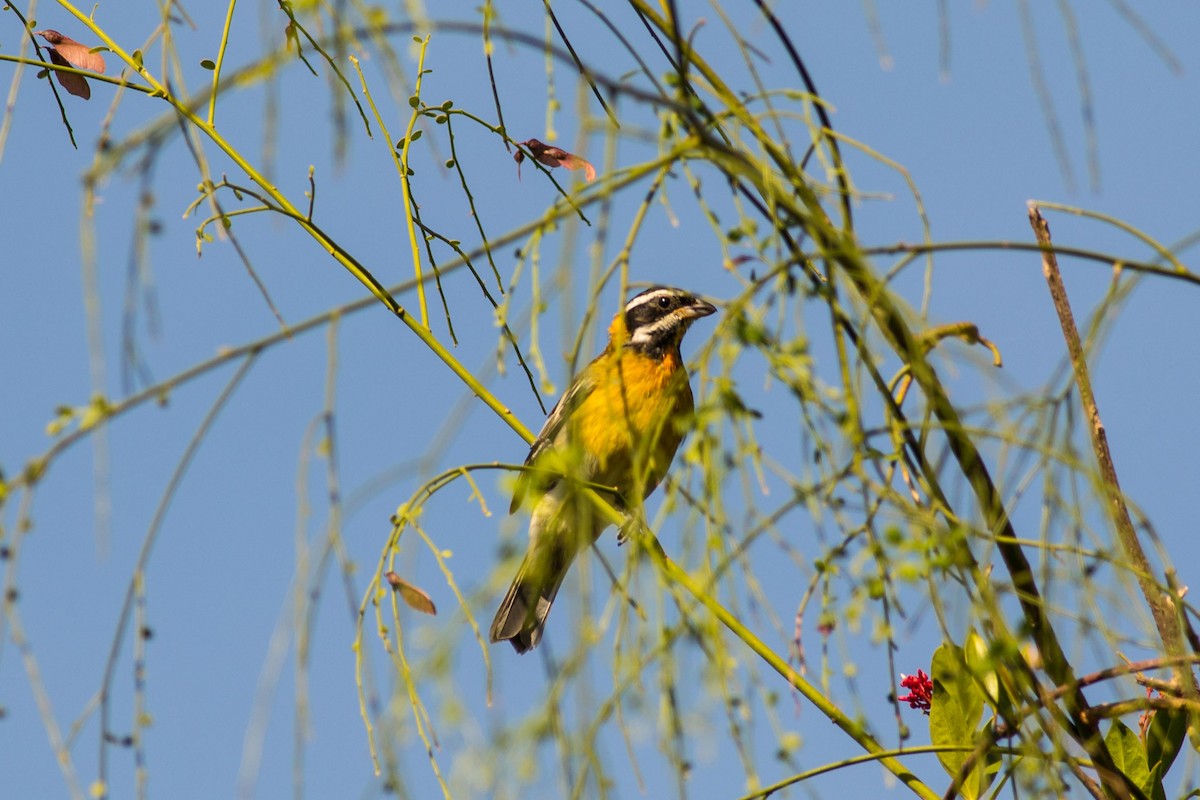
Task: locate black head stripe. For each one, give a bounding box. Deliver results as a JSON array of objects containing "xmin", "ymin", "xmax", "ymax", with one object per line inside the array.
[
  {"xmin": 624, "ymin": 287, "xmax": 688, "ymax": 329},
  {"xmin": 623, "ymin": 286, "xmax": 678, "ymax": 314}
]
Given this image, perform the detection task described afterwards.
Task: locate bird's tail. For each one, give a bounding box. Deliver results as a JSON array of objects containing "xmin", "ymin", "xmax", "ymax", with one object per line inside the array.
[{"xmin": 489, "ymin": 541, "xmax": 575, "ymax": 654}]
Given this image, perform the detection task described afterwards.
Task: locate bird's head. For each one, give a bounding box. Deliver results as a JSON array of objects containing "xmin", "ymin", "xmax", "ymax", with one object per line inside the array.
[{"xmin": 608, "ymin": 286, "xmax": 717, "ymax": 356}]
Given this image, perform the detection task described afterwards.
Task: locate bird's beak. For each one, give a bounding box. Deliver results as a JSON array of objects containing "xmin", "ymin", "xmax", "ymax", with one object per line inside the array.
[{"xmin": 680, "ymin": 297, "xmax": 717, "ymax": 319}]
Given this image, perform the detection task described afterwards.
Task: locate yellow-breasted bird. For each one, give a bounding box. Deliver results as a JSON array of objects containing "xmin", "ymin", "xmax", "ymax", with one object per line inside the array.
[{"xmin": 490, "ymin": 286, "xmax": 717, "ymax": 653}]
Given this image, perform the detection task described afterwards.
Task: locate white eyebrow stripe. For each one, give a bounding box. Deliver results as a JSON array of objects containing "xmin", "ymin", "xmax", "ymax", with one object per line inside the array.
[
  {"xmin": 629, "ymin": 311, "xmax": 683, "ymax": 344},
  {"xmin": 624, "ymin": 287, "xmax": 677, "ymax": 312}
]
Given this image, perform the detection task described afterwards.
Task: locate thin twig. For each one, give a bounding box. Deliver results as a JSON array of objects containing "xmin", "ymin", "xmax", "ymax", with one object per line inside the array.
[
  {"xmin": 96, "ymin": 355, "xmax": 259, "ymax": 797},
  {"xmin": 1030, "ymin": 204, "xmax": 1200, "ymax": 715}
]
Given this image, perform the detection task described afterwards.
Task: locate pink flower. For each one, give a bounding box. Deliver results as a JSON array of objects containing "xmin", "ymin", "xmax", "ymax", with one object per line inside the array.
[{"xmin": 898, "ymin": 669, "xmax": 933, "ymax": 714}]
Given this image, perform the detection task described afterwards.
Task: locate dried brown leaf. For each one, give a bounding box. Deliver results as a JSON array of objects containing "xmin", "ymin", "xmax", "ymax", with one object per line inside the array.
[
  {"xmin": 385, "ymin": 571, "xmax": 437, "ymax": 615},
  {"xmin": 36, "ymin": 29, "xmax": 106, "ymax": 73},
  {"xmin": 44, "ymin": 48, "xmax": 90, "ymax": 100},
  {"xmin": 514, "ymin": 138, "xmax": 595, "ymax": 182}
]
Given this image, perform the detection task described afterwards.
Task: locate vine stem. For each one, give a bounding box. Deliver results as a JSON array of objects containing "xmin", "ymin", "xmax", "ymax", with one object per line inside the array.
[
  {"xmin": 397, "ymin": 36, "xmax": 432, "ymax": 326},
  {"xmin": 207, "ymin": 0, "xmax": 239, "ymax": 124}
]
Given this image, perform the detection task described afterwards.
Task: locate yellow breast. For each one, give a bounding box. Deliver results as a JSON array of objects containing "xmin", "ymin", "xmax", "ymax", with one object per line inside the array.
[{"xmin": 574, "ymin": 347, "xmax": 693, "ymax": 498}]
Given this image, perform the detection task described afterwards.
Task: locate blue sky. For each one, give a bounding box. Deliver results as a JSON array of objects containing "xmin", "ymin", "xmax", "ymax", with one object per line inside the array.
[{"xmin": 3, "ymin": 3, "xmax": 1200, "ymax": 798}]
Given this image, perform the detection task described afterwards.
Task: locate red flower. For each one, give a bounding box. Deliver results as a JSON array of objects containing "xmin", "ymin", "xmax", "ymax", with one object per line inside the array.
[{"xmin": 898, "ymin": 669, "xmax": 933, "ymax": 714}]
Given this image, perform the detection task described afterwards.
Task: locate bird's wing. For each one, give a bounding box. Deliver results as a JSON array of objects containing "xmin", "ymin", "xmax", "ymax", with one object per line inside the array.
[{"xmin": 509, "ymin": 366, "xmax": 599, "ymax": 514}]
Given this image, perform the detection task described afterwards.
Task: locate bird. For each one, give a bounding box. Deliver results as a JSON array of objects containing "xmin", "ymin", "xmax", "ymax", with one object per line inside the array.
[{"xmin": 490, "ymin": 286, "xmax": 717, "ymax": 653}]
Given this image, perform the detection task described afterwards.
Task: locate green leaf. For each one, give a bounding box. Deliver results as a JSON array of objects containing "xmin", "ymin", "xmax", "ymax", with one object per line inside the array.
[
  {"xmin": 1144, "ymin": 706, "xmax": 1186, "ymax": 800},
  {"xmin": 1146, "ymin": 761, "xmax": 1165, "ymax": 800},
  {"xmin": 961, "ymin": 629, "xmax": 1016, "ymax": 720},
  {"xmin": 1145, "ymin": 706, "xmax": 1186, "ymax": 779},
  {"xmin": 1105, "ymin": 719, "xmax": 1150, "ymax": 794},
  {"xmin": 930, "ymin": 642, "xmax": 990, "ymax": 800},
  {"xmin": 962, "ymin": 630, "xmax": 999, "ymax": 706}
]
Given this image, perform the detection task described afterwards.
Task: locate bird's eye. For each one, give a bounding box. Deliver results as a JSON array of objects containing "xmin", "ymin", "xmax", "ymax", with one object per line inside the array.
[{"xmin": 658, "ymin": 296, "xmax": 673, "ymax": 309}]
